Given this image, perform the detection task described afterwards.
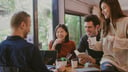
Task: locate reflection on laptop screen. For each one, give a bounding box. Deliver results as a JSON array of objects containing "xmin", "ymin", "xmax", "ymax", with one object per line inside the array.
[{"xmin": 40, "ymin": 50, "xmax": 57, "ymax": 65}]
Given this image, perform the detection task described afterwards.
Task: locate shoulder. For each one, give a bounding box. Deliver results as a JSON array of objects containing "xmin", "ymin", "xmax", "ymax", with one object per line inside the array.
[
  {"xmin": 122, "ymin": 17, "xmax": 128, "ymax": 20},
  {"xmin": 67, "ymin": 40, "xmax": 76, "ymax": 49},
  {"xmin": 0, "ymin": 39, "xmax": 35, "ymax": 51},
  {"xmin": 0, "ymin": 40, "xmax": 7, "ymax": 47},
  {"xmin": 116, "ymin": 17, "xmax": 128, "ymax": 29},
  {"xmin": 117, "ymin": 17, "xmax": 128, "ymax": 23},
  {"xmin": 68, "ymin": 40, "xmax": 75, "ymax": 44},
  {"xmin": 80, "ymin": 35, "xmax": 88, "ymax": 42},
  {"xmin": 17, "ymin": 39, "xmax": 36, "ymax": 50},
  {"xmin": 123, "ymin": 17, "xmax": 128, "ymax": 25},
  {"xmin": 81, "ymin": 35, "xmax": 88, "ymax": 39},
  {"xmin": 26, "ymin": 42, "xmax": 34, "ymax": 47},
  {"xmin": 66, "ymin": 40, "xmax": 75, "ymax": 46},
  {"xmin": 23, "ymin": 41, "xmax": 36, "ymax": 50}
]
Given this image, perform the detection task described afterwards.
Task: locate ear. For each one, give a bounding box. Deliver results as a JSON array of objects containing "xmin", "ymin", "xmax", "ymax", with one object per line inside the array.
[
  {"xmin": 20, "ymin": 22, "xmax": 26, "ymax": 29},
  {"xmin": 96, "ymin": 25, "xmax": 100, "ymax": 31}
]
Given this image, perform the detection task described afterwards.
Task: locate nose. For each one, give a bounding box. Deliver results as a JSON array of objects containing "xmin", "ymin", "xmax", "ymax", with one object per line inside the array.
[
  {"xmin": 102, "ymin": 10, "xmax": 105, "ymax": 15},
  {"xmin": 58, "ymin": 32, "xmax": 62, "ymax": 35}
]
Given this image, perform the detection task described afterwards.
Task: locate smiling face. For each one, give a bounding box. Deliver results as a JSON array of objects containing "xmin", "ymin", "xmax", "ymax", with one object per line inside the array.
[
  {"xmin": 101, "ymin": 2, "xmax": 111, "ymax": 19},
  {"xmin": 84, "ymin": 21, "xmax": 99, "ymax": 37},
  {"xmin": 56, "ymin": 27, "xmax": 67, "ymax": 40}
]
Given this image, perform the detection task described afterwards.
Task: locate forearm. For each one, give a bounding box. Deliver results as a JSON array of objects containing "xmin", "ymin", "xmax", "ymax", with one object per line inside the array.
[
  {"xmin": 89, "ymin": 56, "xmax": 96, "ymax": 64},
  {"xmin": 50, "ymin": 43, "xmax": 57, "ymax": 50}
]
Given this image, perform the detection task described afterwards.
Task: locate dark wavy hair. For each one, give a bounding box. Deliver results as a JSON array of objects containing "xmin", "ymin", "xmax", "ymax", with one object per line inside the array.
[
  {"xmin": 84, "ymin": 14, "xmax": 100, "ymax": 27},
  {"xmin": 99, "ymin": 0, "xmax": 126, "ymax": 37},
  {"xmin": 53, "ymin": 24, "xmax": 69, "ymax": 43}
]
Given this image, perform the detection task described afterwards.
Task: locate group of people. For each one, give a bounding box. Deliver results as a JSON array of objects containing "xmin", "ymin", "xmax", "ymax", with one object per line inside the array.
[{"xmin": 0, "ymin": 0, "xmax": 128, "ymax": 72}]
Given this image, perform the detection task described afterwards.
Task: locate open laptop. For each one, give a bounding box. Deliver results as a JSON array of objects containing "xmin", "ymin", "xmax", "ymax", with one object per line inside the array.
[{"xmin": 40, "ymin": 50, "xmax": 57, "ymax": 65}]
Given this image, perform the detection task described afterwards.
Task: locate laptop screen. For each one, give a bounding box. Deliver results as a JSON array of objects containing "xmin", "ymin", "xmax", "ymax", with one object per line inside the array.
[{"xmin": 40, "ymin": 50, "xmax": 57, "ymax": 65}]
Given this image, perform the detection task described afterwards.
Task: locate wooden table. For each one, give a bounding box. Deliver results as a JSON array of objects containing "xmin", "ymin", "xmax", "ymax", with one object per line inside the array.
[
  {"xmin": 51, "ymin": 63, "xmax": 100, "ymax": 72},
  {"xmin": 65, "ymin": 64, "xmax": 100, "ymax": 72}
]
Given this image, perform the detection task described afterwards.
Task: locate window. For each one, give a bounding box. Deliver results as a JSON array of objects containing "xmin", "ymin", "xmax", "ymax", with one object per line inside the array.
[
  {"xmin": 0, "ymin": 0, "xmax": 53, "ymax": 50},
  {"xmin": 65, "ymin": 14, "xmax": 85, "ymax": 47},
  {"xmin": 38, "ymin": 0, "xmax": 53, "ymax": 50},
  {"xmin": 0, "ymin": 0, "xmax": 33, "ymax": 42}
]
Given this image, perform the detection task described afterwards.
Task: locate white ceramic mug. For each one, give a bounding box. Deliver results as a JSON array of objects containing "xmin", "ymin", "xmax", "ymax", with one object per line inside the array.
[
  {"xmin": 71, "ymin": 59, "xmax": 78, "ymax": 68},
  {"xmin": 56, "ymin": 60, "xmax": 67, "ymax": 69},
  {"xmin": 88, "ymin": 37, "xmax": 97, "ymax": 45}
]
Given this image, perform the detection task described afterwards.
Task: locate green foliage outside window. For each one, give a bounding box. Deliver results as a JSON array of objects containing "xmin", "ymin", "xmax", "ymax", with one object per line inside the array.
[
  {"xmin": 0, "ymin": 0, "xmax": 15, "ymax": 41},
  {"xmin": 0, "ymin": 0, "xmax": 86, "ymax": 50},
  {"xmin": 65, "ymin": 14, "xmax": 85, "ymax": 47},
  {"xmin": 0, "ymin": 0, "xmax": 53, "ymax": 51},
  {"xmin": 38, "ymin": 0, "xmax": 52, "ymax": 50},
  {"xmin": 0, "ymin": 0, "xmax": 33, "ymax": 42},
  {"xmin": 0, "ymin": 0, "xmax": 15, "ymax": 12}
]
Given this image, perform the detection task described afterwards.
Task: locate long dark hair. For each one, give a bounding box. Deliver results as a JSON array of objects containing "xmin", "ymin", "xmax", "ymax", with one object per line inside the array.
[
  {"xmin": 53, "ymin": 24, "xmax": 69, "ymax": 53},
  {"xmin": 53, "ymin": 24, "xmax": 69, "ymax": 42},
  {"xmin": 99, "ymin": 0, "xmax": 126, "ymax": 37}
]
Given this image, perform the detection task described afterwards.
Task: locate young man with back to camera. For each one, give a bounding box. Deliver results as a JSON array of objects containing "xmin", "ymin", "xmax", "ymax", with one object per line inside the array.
[{"xmin": 0, "ymin": 11, "xmax": 53, "ymax": 72}]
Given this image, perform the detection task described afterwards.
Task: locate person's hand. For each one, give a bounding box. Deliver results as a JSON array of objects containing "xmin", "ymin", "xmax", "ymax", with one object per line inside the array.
[
  {"xmin": 77, "ymin": 53, "xmax": 91, "ymax": 64},
  {"xmin": 54, "ymin": 39, "xmax": 63, "ymax": 45},
  {"xmin": 51, "ymin": 39, "xmax": 63, "ymax": 50},
  {"xmin": 78, "ymin": 53, "xmax": 96, "ymax": 65},
  {"xmin": 88, "ymin": 56, "xmax": 96, "ymax": 64}
]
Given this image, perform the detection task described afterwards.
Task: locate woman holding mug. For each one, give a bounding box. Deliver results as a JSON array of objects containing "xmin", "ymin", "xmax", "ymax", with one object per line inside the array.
[{"xmin": 88, "ymin": 0, "xmax": 128, "ymax": 71}]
